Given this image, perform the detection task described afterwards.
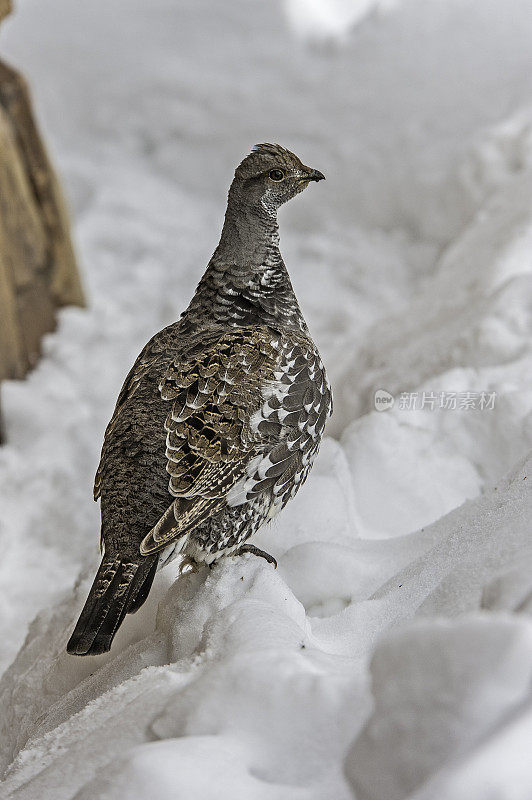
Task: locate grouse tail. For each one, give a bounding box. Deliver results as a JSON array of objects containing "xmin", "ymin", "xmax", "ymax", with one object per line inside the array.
[{"xmin": 67, "ymin": 553, "xmax": 158, "ymax": 656}]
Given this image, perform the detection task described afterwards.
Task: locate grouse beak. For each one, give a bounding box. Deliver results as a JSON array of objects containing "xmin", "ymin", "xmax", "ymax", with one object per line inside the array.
[{"xmin": 307, "ymin": 169, "xmax": 325, "ymax": 182}]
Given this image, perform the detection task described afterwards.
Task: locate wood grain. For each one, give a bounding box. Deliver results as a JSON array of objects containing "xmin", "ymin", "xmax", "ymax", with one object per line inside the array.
[{"xmin": 0, "ymin": 14, "xmax": 84, "ymax": 438}]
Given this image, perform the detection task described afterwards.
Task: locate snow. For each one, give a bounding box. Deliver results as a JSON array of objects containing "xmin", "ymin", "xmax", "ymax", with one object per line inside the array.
[
  {"xmin": 347, "ymin": 614, "xmax": 532, "ymax": 800},
  {"xmin": 0, "ymin": 0, "xmax": 531, "ymax": 797}
]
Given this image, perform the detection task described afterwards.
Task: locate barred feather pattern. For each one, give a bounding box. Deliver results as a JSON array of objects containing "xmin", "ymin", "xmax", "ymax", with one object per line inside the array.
[
  {"xmin": 138, "ymin": 324, "xmax": 331, "ymax": 562},
  {"xmin": 69, "ymin": 143, "xmax": 331, "ymax": 655}
]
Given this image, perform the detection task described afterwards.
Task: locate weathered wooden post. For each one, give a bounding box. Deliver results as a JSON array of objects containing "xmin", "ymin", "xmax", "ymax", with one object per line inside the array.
[{"xmin": 0, "ymin": 0, "xmax": 84, "ymax": 440}]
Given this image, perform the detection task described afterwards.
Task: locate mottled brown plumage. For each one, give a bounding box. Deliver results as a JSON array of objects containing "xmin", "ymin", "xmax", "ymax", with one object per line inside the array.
[{"xmin": 68, "ymin": 144, "xmax": 331, "ymax": 656}]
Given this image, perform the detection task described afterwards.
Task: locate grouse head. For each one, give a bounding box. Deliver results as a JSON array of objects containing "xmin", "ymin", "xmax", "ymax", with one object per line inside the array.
[{"xmin": 231, "ymin": 143, "xmax": 325, "ymax": 215}]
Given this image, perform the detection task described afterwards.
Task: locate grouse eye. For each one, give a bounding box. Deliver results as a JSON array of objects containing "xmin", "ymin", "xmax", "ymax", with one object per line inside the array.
[{"xmin": 269, "ymin": 169, "xmax": 285, "ymax": 182}]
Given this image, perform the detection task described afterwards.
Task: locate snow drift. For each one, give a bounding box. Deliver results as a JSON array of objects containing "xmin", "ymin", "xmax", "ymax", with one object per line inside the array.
[{"xmin": 0, "ymin": 0, "xmax": 531, "ymax": 797}]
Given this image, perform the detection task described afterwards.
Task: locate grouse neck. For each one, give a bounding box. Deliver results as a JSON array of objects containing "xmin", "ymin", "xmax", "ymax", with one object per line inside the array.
[
  {"xmin": 215, "ymin": 196, "xmax": 280, "ymax": 267},
  {"xmin": 185, "ymin": 197, "xmax": 307, "ymax": 332}
]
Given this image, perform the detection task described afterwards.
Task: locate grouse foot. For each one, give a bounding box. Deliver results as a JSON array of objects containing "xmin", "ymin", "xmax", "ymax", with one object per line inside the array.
[{"xmin": 236, "ymin": 543, "xmax": 277, "ymax": 568}]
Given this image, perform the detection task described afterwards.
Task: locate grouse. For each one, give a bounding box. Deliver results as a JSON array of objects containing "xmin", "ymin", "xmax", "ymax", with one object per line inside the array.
[{"xmin": 67, "ymin": 143, "xmax": 332, "ymax": 656}]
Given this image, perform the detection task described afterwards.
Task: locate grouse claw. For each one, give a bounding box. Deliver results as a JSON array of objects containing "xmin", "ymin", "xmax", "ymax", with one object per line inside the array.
[{"xmin": 236, "ymin": 544, "xmax": 277, "ymax": 569}]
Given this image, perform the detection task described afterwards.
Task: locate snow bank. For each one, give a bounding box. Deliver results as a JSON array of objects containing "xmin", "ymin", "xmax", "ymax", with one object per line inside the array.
[
  {"xmin": 1, "ymin": 453, "xmax": 530, "ymax": 799},
  {"xmin": 347, "ymin": 614, "xmax": 532, "ymax": 800},
  {"xmin": 284, "ymin": 0, "xmax": 396, "ymax": 40},
  {"xmin": 0, "ymin": 0, "xmax": 531, "ymax": 797}
]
